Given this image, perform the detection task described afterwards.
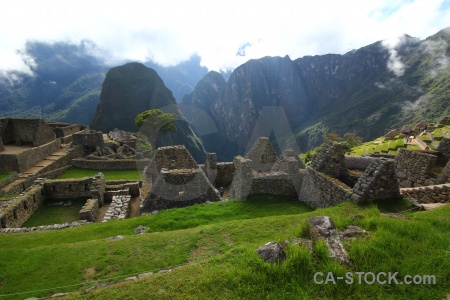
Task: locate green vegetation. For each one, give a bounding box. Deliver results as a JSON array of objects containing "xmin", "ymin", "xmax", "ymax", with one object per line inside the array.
[
  {"xmin": 57, "ymin": 168, "xmax": 142, "ymax": 181},
  {"xmin": 22, "ymin": 198, "xmax": 89, "ymax": 227},
  {"xmin": 0, "ymin": 172, "xmax": 13, "ymax": 183},
  {"xmin": 0, "ymin": 197, "xmax": 449, "ymax": 300}
]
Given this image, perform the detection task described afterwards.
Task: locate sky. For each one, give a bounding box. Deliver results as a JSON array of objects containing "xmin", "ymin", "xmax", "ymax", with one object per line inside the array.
[{"xmin": 1, "ymin": 0, "xmax": 450, "ymax": 76}]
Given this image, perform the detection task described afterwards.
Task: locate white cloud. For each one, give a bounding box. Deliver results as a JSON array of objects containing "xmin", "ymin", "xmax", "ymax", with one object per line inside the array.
[{"xmin": 0, "ymin": 0, "xmax": 449, "ymax": 74}]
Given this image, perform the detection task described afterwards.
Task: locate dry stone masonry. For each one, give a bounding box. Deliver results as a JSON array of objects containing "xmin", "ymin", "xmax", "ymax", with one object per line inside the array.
[
  {"xmin": 437, "ymin": 138, "xmax": 450, "ymax": 161},
  {"xmin": 299, "ymin": 167, "xmax": 353, "ymax": 209},
  {"xmin": 395, "ymin": 148, "xmax": 437, "ymax": 187},
  {"xmin": 79, "ymin": 199, "xmax": 99, "ymax": 222},
  {"xmin": 437, "ymin": 160, "xmax": 450, "ymax": 184},
  {"xmin": 142, "ymin": 146, "xmax": 220, "ymax": 212},
  {"xmin": 401, "ymin": 183, "xmax": 450, "ymax": 204},
  {"xmin": 103, "ymin": 194, "xmax": 131, "ymax": 221},
  {"xmin": 353, "ymin": 158, "xmax": 400, "ymax": 202},
  {"xmin": 245, "ymin": 137, "xmax": 278, "ymax": 173},
  {"xmin": 310, "ymin": 141, "xmax": 347, "ymax": 178},
  {"xmin": 229, "ymin": 137, "xmax": 304, "ymax": 199}
]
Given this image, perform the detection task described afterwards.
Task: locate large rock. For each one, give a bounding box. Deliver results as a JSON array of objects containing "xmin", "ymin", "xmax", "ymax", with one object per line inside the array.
[
  {"xmin": 308, "ymin": 216, "xmax": 352, "ymax": 266},
  {"xmin": 256, "ymin": 242, "xmax": 286, "ymax": 264}
]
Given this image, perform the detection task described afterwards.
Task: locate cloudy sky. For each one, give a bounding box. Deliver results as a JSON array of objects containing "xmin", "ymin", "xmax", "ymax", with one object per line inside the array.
[{"xmin": 1, "ymin": 0, "xmax": 450, "ymax": 75}]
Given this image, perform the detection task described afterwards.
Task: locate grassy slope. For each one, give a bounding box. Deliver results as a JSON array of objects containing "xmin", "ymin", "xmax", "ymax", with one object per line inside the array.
[{"xmin": 0, "ymin": 197, "xmax": 449, "ymax": 300}]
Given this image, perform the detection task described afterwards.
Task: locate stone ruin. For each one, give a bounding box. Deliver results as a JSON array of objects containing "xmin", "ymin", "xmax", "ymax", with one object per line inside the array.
[
  {"xmin": 142, "ymin": 145, "xmax": 220, "ymax": 212},
  {"xmin": 229, "ymin": 137, "xmax": 305, "ymax": 200},
  {"xmin": 395, "ymin": 148, "xmax": 437, "ymax": 187},
  {"xmin": 300, "ymin": 140, "xmax": 400, "ymax": 208}
]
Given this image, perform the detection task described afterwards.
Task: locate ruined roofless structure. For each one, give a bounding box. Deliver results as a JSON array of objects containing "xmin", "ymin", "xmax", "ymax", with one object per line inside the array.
[
  {"xmin": 142, "ymin": 145, "xmax": 220, "ymax": 212},
  {"xmin": 229, "ymin": 137, "xmax": 305, "ymax": 199}
]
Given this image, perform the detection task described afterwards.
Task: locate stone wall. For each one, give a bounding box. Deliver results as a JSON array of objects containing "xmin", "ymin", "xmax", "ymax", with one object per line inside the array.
[
  {"xmin": 0, "ymin": 118, "xmax": 56, "ymax": 147},
  {"xmin": 0, "ymin": 184, "xmax": 44, "ymax": 228},
  {"xmin": 52, "ymin": 124, "xmax": 84, "ymax": 138},
  {"xmin": 143, "ymin": 168, "xmax": 220, "ymax": 212},
  {"xmin": 72, "ymin": 130, "xmax": 104, "ymax": 150},
  {"xmin": 229, "ymin": 156, "xmax": 253, "ymax": 199},
  {"xmin": 72, "ymin": 158, "xmax": 150, "ymax": 170},
  {"xmin": 103, "ymin": 195, "xmax": 131, "ymax": 221},
  {"xmin": 245, "ymin": 137, "xmax": 278, "ymax": 173},
  {"xmin": 401, "ymin": 183, "xmax": 450, "ymax": 204},
  {"xmin": 148, "ymin": 145, "xmax": 198, "ymax": 173},
  {"xmin": 201, "ymin": 153, "xmax": 235, "ymax": 187},
  {"xmin": 0, "ymin": 139, "xmax": 61, "ymax": 172},
  {"xmin": 437, "ymin": 160, "xmax": 450, "ymax": 184},
  {"xmin": 437, "ymin": 138, "xmax": 450, "ymax": 161},
  {"xmin": 250, "ymin": 172, "xmax": 297, "ymax": 197},
  {"xmin": 345, "ymin": 156, "xmax": 375, "ymax": 170},
  {"xmin": 299, "ymin": 167, "xmax": 353, "ymax": 209},
  {"xmin": 0, "ymin": 137, "xmax": 4, "ymax": 152},
  {"xmin": 310, "ymin": 141, "xmax": 347, "ymax": 178},
  {"xmin": 395, "ymin": 148, "xmax": 437, "ymax": 187},
  {"xmin": 43, "ymin": 174, "xmax": 106, "ymax": 206},
  {"xmin": 353, "ymin": 158, "xmax": 400, "ymax": 202},
  {"xmin": 79, "ymin": 199, "xmax": 99, "ymax": 222}
]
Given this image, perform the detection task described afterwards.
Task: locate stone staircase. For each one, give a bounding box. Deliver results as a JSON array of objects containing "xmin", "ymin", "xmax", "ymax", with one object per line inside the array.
[{"xmin": 1, "ymin": 144, "xmax": 73, "ymax": 194}]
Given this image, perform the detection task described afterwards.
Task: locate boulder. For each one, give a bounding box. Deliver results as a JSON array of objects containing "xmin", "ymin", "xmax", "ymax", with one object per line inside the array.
[
  {"xmin": 134, "ymin": 225, "xmax": 148, "ymax": 235},
  {"xmin": 256, "ymin": 242, "xmax": 286, "ymax": 264}
]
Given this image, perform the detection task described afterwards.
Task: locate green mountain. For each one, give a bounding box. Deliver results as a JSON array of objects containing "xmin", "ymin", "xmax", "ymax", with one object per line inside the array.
[
  {"xmin": 182, "ymin": 27, "xmax": 450, "ymax": 160},
  {"xmin": 91, "ymin": 62, "xmax": 206, "ymax": 161},
  {"xmin": 0, "ymin": 41, "xmax": 208, "ymax": 124},
  {"xmin": 0, "ymin": 42, "xmax": 106, "ymax": 124}
]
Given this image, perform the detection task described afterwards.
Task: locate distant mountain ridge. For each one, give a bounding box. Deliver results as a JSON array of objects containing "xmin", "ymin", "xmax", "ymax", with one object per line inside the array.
[
  {"xmin": 0, "ymin": 41, "xmax": 208, "ymax": 124},
  {"xmin": 181, "ymin": 27, "xmax": 450, "ymax": 160}
]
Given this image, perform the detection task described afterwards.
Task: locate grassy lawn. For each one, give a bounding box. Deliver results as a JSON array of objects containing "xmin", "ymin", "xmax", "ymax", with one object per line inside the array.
[
  {"xmin": 0, "ymin": 197, "xmax": 449, "ymax": 300},
  {"xmin": 0, "ymin": 172, "xmax": 13, "ymax": 183},
  {"xmin": 22, "ymin": 197, "xmax": 89, "ymax": 227},
  {"xmin": 57, "ymin": 167, "xmax": 143, "ymax": 181}
]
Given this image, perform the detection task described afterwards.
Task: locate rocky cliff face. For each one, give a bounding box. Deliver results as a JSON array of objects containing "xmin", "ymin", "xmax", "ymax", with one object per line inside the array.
[
  {"xmin": 182, "ymin": 27, "xmax": 450, "ymax": 160},
  {"xmin": 91, "ymin": 62, "xmax": 206, "ymax": 161}
]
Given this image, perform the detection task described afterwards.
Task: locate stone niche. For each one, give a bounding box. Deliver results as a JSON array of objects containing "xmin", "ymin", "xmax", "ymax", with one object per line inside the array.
[
  {"xmin": 142, "ymin": 145, "xmax": 220, "ymax": 212},
  {"xmin": 395, "ymin": 148, "xmax": 437, "ymax": 187},
  {"xmin": 0, "ymin": 137, "xmax": 4, "ymax": 152}
]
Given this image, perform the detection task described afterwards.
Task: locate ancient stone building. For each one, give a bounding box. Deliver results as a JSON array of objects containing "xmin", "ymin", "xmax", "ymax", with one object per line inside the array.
[
  {"xmin": 300, "ymin": 142, "xmax": 400, "ymax": 208},
  {"xmin": 142, "ymin": 146, "xmax": 220, "ymax": 212},
  {"xmin": 245, "ymin": 137, "xmax": 278, "ymax": 173},
  {"xmin": 229, "ymin": 137, "xmax": 304, "ymax": 199},
  {"xmin": 395, "ymin": 148, "xmax": 437, "ymax": 187},
  {"xmin": 72, "ymin": 130, "xmax": 105, "ymax": 151},
  {"xmin": 353, "ymin": 158, "xmax": 400, "ymax": 202},
  {"xmin": 0, "ymin": 118, "xmax": 56, "ymax": 147},
  {"xmin": 310, "ymin": 141, "xmax": 347, "ymax": 178}
]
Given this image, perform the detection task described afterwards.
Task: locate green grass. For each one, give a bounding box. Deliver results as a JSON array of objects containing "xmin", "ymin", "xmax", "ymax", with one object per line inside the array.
[
  {"xmin": 0, "ymin": 198, "xmax": 449, "ymax": 300},
  {"xmin": 0, "ymin": 172, "xmax": 13, "ymax": 183},
  {"xmin": 22, "ymin": 197, "xmax": 89, "ymax": 227},
  {"xmin": 57, "ymin": 167, "xmax": 142, "ymax": 181}
]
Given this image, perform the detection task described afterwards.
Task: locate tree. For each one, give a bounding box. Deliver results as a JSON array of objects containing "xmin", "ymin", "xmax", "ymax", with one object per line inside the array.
[
  {"xmin": 342, "ymin": 132, "xmax": 363, "ymax": 153},
  {"xmin": 135, "ymin": 109, "xmax": 177, "ymax": 150}
]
